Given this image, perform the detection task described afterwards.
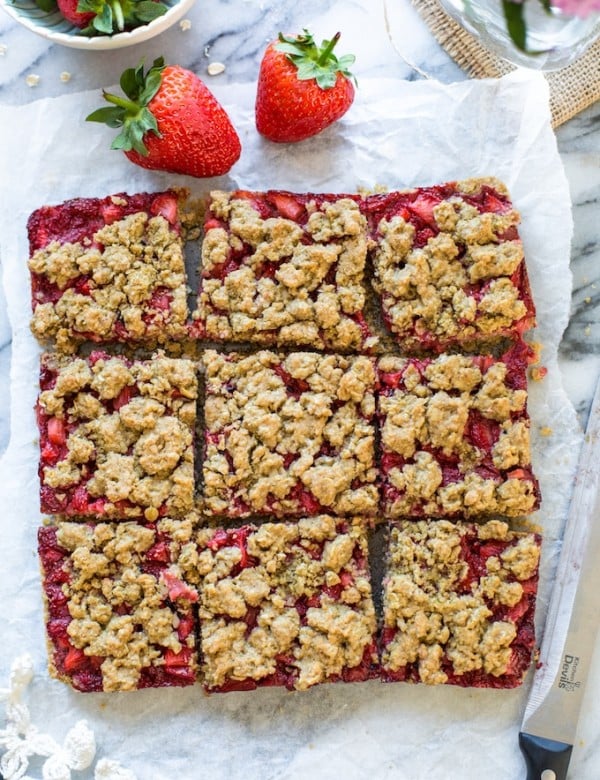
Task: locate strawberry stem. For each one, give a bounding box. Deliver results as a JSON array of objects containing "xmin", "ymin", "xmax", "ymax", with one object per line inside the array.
[
  {"xmin": 102, "ymin": 91, "xmax": 139, "ymax": 113},
  {"xmin": 111, "ymin": 0, "xmax": 124, "ymax": 31},
  {"xmin": 317, "ymin": 32, "xmax": 340, "ymax": 66}
]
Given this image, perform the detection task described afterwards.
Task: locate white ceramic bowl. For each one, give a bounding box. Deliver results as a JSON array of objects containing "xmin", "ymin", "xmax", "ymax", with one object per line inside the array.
[{"xmin": 0, "ymin": 0, "xmax": 196, "ymax": 49}]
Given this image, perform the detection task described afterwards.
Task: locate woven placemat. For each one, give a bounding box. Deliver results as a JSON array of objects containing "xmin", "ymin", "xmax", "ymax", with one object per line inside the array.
[{"xmin": 410, "ymin": 0, "xmax": 600, "ymax": 126}]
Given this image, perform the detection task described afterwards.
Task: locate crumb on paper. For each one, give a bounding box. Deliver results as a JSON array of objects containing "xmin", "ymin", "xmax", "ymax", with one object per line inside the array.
[
  {"xmin": 207, "ymin": 62, "xmax": 226, "ymax": 76},
  {"xmin": 539, "ymin": 426, "xmax": 553, "ymax": 437},
  {"xmin": 179, "ymin": 18, "xmax": 191, "ymax": 31},
  {"xmin": 26, "ymin": 74, "xmax": 40, "ymax": 87},
  {"xmin": 204, "ymin": 45, "xmax": 210, "ymax": 57},
  {"xmin": 0, "ymin": 44, "xmax": 7, "ymax": 56},
  {"xmin": 585, "ymin": 325, "xmax": 592, "ymax": 336},
  {"xmin": 59, "ymin": 71, "xmax": 71, "ymax": 83},
  {"xmin": 530, "ymin": 366, "xmax": 548, "ymax": 381},
  {"xmin": 584, "ymin": 296, "xmax": 592, "ymax": 304}
]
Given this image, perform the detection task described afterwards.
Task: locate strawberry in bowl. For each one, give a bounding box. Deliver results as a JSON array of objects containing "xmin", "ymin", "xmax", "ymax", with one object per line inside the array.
[{"xmin": 54, "ymin": 0, "xmax": 168, "ymax": 35}]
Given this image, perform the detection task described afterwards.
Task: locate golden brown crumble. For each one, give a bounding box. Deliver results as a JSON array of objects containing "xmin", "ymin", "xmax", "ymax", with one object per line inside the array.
[
  {"xmin": 381, "ymin": 519, "xmax": 540, "ymax": 684},
  {"xmin": 29, "ymin": 212, "xmax": 188, "ymax": 352},
  {"xmin": 184, "ymin": 516, "xmax": 376, "ymax": 691},
  {"xmin": 202, "ymin": 350, "xmax": 378, "ymax": 517},
  {"xmin": 194, "ymin": 192, "xmax": 378, "ymax": 351},
  {"xmin": 50, "ymin": 517, "xmax": 196, "ymax": 692},
  {"xmin": 378, "ymin": 353, "xmax": 537, "ymax": 517},
  {"xmin": 39, "ymin": 352, "xmax": 197, "ymax": 517},
  {"xmin": 371, "ymin": 178, "xmax": 531, "ymax": 349}
]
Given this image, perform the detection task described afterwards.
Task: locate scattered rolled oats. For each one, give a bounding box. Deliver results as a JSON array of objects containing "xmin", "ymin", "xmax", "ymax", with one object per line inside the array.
[
  {"xmin": 207, "ymin": 62, "xmax": 226, "ymax": 76},
  {"xmin": 26, "ymin": 74, "xmax": 40, "ymax": 87},
  {"xmin": 179, "ymin": 18, "xmax": 192, "ymax": 30}
]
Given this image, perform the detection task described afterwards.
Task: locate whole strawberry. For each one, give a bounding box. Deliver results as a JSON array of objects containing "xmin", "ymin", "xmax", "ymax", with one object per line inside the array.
[
  {"xmin": 255, "ymin": 29, "xmax": 356, "ymax": 143},
  {"xmin": 87, "ymin": 58, "xmax": 241, "ymax": 178}
]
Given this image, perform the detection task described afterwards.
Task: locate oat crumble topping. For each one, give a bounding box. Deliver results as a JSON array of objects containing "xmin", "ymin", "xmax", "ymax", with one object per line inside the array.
[
  {"xmin": 378, "ymin": 350, "xmax": 539, "ymax": 517},
  {"xmin": 184, "ymin": 516, "xmax": 377, "ymax": 691},
  {"xmin": 29, "ymin": 196, "xmax": 188, "ymax": 352},
  {"xmin": 39, "ymin": 517, "xmax": 198, "ymax": 692},
  {"xmin": 381, "ymin": 519, "xmax": 540, "ymax": 686},
  {"xmin": 367, "ymin": 178, "xmax": 535, "ymax": 351},
  {"xmin": 37, "ymin": 352, "xmax": 197, "ymax": 518},
  {"xmin": 202, "ymin": 350, "xmax": 378, "ymax": 517},
  {"xmin": 193, "ymin": 191, "xmax": 377, "ymax": 351}
]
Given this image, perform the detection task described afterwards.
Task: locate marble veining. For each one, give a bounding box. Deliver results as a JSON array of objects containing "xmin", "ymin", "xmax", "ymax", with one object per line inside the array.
[{"xmin": 0, "ymin": 0, "xmax": 599, "ymax": 777}]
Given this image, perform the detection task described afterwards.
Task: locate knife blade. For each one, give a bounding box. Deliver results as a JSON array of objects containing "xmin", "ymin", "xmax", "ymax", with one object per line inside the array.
[{"xmin": 519, "ymin": 373, "xmax": 600, "ymax": 780}]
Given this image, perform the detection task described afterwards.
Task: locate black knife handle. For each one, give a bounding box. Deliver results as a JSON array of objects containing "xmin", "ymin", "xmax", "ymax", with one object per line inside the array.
[{"xmin": 519, "ymin": 732, "xmax": 573, "ymax": 779}]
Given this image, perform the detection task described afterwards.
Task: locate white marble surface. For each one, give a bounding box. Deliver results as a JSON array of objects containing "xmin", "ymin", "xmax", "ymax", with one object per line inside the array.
[{"xmin": 0, "ymin": 0, "xmax": 598, "ymax": 777}]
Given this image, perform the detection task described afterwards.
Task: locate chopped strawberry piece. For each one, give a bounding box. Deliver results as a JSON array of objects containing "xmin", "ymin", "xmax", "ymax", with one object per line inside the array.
[
  {"xmin": 40, "ymin": 486, "xmax": 67, "ymax": 513},
  {"xmin": 177, "ymin": 613, "xmax": 195, "ymax": 641},
  {"xmin": 47, "ymin": 417, "xmax": 66, "ymax": 446},
  {"xmin": 207, "ymin": 528, "xmax": 230, "ymax": 551},
  {"xmin": 63, "ymin": 646, "xmax": 88, "ymax": 674},
  {"xmin": 150, "ymin": 193, "xmax": 178, "ymax": 225},
  {"xmin": 298, "ymin": 488, "xmax": 323, "ymax": 515},
  {"xmin": 41, "ymin": 441, "xmax": 61, "ymax": 465},
  {"xmin": 73, "ymin": 276, "xmax": 92, "ymax": 296},
  {"xmin": 481, "ymin": 189, "xmax": 509, "ymax": 214},
  {"xmin": 100, "ymin": 203, "xmax": 123, "ymax": 224},
  {"xmin": 164, "ymin": 647, "xmax": 193, "ymax": 668},
  {"xmin": 113, "ymin": 385, "xmax": 136, "ymax": 410},
  {"xmin": 467, "ymin": 413, "xmax": 499, "ymax": 451},
  {"xmin": 161, "ymin": 570, "xmax": 198, "ymax": 603},
  {"xmin": 339, "ymin": 571, "xmax": 354, "ymax": 588},
  {"xmin": 270, "ymin": 192, "xmax": 305, "ymax": 222},
  {"xmin": 71, "ymin": 486, "xmax": 90, "ymax": 514},
  {"xmin": 146, "ymin": 541, "xmax": 170, "ymax": 563},
  {"xmin": 409, "ymin": 192, "xmax": 441, "ymax": 226}
]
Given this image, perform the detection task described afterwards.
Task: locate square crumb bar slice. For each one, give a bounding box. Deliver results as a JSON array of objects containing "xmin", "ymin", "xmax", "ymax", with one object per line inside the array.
[
  {"xmin": 191, "ymin": 190, "xmax": 376, "ymax": 351},
  {"xmin": 377, "ymin": 345, "xmax": 540, "ymax": 518},
  {"xmin": 38, "ymin": 516, "xmax": 199, "ymax": 692},
  {"xmin": 37, "ymin": 351, "xmax": 197, "ymax": 519},
  {"xmin": 202, "ymin": 350, "xmax": 379, "ymax": 517},
  {"xmin": 381, "ymin": 519, "xmax": 541, "ymax": 688},
  {"xmin": 185, "ymin": 516, "xmax": 377, "ymax": 692},
  {"xmin": 28, "ymin": 191, "xmax": 188, "ymax": 351},
  {"xmin": 365, "ymin": 177, "xmax": 535, "ymax": 352}
]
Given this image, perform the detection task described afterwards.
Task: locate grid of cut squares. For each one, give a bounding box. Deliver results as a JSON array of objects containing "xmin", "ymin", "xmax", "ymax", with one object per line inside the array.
[
  {"xmin": 364, "ymin": 177, "xmax": 536, "ymax": 353},
  {"xmin": 183, "ymin": 515, "xmax": 378, "ymax": 692},
  {"xmin": 29, "ymin": 182, "xmax": 544, "ymax": 694},
  {"xmin": 190, "ymin": 189, "xmax": 377, "ymax": 352},
  {"xmin": 380, "ymin": 519, "xmax": 541, "ymax": 688},
  {"xmin": 37, "ymin": 516, "xmax": 199, "ymax": 693},
  {"xmin": 37, "ymin": 351, "xmax": 197, "ymax": 519},
  {"xmin": 28, "ymin": 191, "xmax": 188, "ymax": 352},
  {"xmin": 377, "ymin": 343, "xmax": 540, "ymax": 519},
  {"xmin": 201, "ymin": 349, "xmax": 379, "ymax": 518}
]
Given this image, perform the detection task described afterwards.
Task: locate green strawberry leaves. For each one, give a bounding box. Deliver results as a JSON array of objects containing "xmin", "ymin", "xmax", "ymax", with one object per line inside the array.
[
  {"xmin": 77, "ymin": 0, "xmax": 168, "ymax": 36},
  {"xmin": 86, "ymin": 58, "xmax": 164, "ymax": 156},
  {"xmin": 275, "ymin": 29, "xmax": 356, "ymax": 90},
  {"xmin": 33, "ymin": 0, "xmax": 57, "ymax": 12}
]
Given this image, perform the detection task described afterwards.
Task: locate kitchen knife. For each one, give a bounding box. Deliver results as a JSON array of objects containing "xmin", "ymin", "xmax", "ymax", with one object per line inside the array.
[{"xmin": 519, "ymin": 374, "xmax": 600, "ymax": 779}]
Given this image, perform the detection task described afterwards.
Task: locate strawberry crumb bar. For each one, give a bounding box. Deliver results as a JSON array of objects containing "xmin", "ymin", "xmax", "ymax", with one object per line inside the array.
[
  {"xmin": 381, "ymin": 519, "xmax": 541, "ymax": 687},
  {"xmin": 38, "ymin": 516, "xmax": 198, "ymax": 692},
  {"xmin": 202, "ymin": 350, "xmax": 379, "ymax": 517},
  {"xmin": 377, "ymin": 344, "xmax": 540, "ymax": 518},
  {"xmin": 365, "ymin": 178, "xmax": 535, "ymax": 352},
  {"xmin": 191, "ymin": 190, "xmax": 377, "ymax": 351},
  {"xmin": 37, "ymin": 351, "xmax": 197, "ymax": 519},
  {"xmin": 28, "ymin": 191, "xmax": 188, "ymax": 352},
  {"xmin": 183, "ymin": 516, "xmax": 378, "ymax": 692}
]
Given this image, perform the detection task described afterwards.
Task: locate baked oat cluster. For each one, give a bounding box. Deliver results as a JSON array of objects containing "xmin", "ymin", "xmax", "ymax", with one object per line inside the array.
[
  {"xmin": 29, "ymin": 181, "xmax": 544, "ymax": 694},
  {"xmin": 186, "ymin": 516, "xmax": 378, "ymax": 691},
  {"xmin": 364, "ymin": 178, "xmax": 535, "ymax": 353},
  {"xmin": 37, "ymin": 351, "xmax": 197, "ymax": 519},
  {"xmin": 192, "ymin": 190, "xmax": 376, "ymax": 352},
  {"xmin": 377, "ymin": 344, "xmax": 539, "ymax": 518},
  {"xmin": 28, "ymin": 192, "xmax": 188, "ymax": 353},
  {"xmin": 381, "ymin": 519, "xmax": 541, "ymax": 687},
  {"xmin": 37, "ymin": 516, "xmax": 198, "ymax": 692},
  {"xmin": 202, "ymin": 349, "xmax": 378, "ymax": 517}
]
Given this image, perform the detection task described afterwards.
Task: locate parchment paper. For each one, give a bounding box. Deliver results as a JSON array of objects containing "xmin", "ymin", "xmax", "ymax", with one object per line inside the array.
[{"xmin": 0, "ymin": 70, "xmax": 584, "ymax": 779}]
